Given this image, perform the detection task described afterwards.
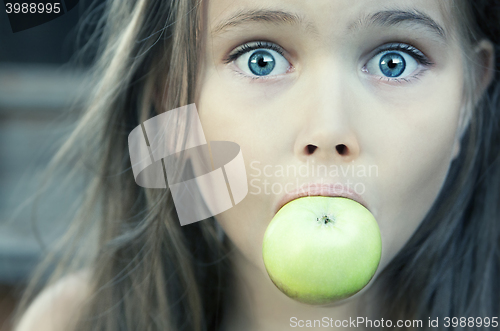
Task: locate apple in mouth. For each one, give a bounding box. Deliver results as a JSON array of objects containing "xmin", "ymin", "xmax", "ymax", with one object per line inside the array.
[{"xmin": 262, "ymin": 196, "xmax": 382, "ymax": 305}]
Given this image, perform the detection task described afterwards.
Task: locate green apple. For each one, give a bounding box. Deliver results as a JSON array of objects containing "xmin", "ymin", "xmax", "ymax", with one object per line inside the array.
[{"xmin": 262, "ymin": 196, "xmax": 381, "ymax": 305}]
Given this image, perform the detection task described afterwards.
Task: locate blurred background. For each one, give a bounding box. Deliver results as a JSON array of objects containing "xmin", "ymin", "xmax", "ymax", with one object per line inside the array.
[{"xmin": 0, "ymin": 2, "xmax": 99, "ymax": 329}]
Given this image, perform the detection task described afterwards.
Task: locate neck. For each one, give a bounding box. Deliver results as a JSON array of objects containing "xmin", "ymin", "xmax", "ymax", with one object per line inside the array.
[{"xmin": 220, "ymin": 244, "xmax": 376, "ymax": 331}]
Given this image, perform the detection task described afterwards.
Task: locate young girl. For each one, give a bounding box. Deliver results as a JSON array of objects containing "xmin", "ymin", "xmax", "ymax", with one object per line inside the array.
[{"xmin": 12, "ymin": 0, "xmax": 500, "ymax": 330}]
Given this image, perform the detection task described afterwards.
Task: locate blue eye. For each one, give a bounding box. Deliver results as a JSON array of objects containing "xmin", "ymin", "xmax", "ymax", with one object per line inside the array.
[
  {"xmin": 379, "ymin": 52, "xmax": 406, "ymax": 77},
  {"xmin": 365, "ymin": 49, "xmax": 419, "ymax": 79},
  {"xmin": 248, "ymin": 50, "xmax": 276, "ymax": 76},
  {"xmin": 233, "ymin": 46, "xmax": 290, "ymax": 78}
]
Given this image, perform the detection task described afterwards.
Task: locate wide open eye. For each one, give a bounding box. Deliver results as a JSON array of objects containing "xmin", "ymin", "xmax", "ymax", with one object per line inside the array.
[
  {"xmin": 234, "ymin": 48, "xmax": 290, "ymax": 77},
  {"xmin": 365, "ymin": 50, "xmax": 419, "ymax": 79}
]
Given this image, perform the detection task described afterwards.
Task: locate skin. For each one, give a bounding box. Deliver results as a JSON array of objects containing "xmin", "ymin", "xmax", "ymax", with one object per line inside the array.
[{"xmin": 194, "ymin": 0, "xmax": 494, "ymax": 329}]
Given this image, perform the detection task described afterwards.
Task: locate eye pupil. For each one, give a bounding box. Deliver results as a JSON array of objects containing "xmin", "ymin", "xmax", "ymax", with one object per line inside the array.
[
  {"xmin": 249, "ymin": 50, "xmax": 276, "ymax": 76},
  {"xmin": 379, "ymin": 52, "xmax": 406, "ymax": 78}
]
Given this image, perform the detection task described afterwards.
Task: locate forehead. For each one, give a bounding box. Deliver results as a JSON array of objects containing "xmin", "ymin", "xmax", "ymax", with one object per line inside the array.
[{"xmin": 205, "ymin": 0, "xmax": 456, "ymax": 41}]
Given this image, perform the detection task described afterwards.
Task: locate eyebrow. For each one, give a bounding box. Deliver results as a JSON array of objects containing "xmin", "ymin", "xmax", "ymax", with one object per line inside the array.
[
  {"xmin": 211, "ymin": 9, "xmax": 317, "ymax": 36},
  {"xmin": 211, "ymin": 8, "xmax": 447, "ymax": 42},
  {"xmin": 350, "ymin": 9, "xmax": 447, "ymax": 42}
]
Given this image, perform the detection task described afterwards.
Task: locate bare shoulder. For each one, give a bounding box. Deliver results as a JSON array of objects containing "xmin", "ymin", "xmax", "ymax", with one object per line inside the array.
[{"xmin": 14, "ymin": 269, "xmax": 92, "ymax": 331}]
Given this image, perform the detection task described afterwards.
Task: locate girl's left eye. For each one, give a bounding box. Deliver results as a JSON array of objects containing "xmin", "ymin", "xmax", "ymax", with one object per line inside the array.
[
  {"xmin": 228, "ymin": 42, "xmax": 291, "ymax": 78},
  {"xmin": 364, "ymin": 50, "xmax": 421, "ymax": 79}
]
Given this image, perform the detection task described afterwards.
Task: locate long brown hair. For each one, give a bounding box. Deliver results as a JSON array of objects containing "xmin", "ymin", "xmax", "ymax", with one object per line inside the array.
[
  {"xmin": 12, "ymin": 0, "xmax": 500, "ymax": 330},
  {"xmin": 14, "ymin": 0, "xmax": 232, "ymax": 330}
]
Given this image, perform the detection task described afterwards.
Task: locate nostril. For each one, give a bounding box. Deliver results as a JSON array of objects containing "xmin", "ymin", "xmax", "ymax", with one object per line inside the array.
[
  {"xmin": 336, "ymin": 144, "xmax": 347, "ymax": 155},
  {"xmin": 306, "ymin": 144, "xmax": 317, "ymax": 155}
]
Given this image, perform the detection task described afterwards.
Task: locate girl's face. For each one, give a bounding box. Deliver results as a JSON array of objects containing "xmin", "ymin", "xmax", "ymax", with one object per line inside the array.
[{"xmin": 196, "ymin": 0, "xmax": 466, "ymax": 293}]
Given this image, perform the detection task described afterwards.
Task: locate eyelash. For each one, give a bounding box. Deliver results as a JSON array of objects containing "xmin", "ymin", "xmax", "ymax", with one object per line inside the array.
[
  {"xmin": 223, "ymin": 41, "xmax": 285, "ymax": 65},
  {"xmin": 224, "ymin": 41, "xmax": 434, "ymax": 83},
  {"xmin": 373, "ymin": 43, "xmax": 432, "ymax": 66}
]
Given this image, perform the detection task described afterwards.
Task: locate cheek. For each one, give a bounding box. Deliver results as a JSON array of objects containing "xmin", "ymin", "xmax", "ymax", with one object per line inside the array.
[
  {"xmin": 370, "ymin": 76, "xmax": 463, "ymax": 272},
  {"xmin": 196, "ymin": 75, "xmax": 278, "ymax": 271}
]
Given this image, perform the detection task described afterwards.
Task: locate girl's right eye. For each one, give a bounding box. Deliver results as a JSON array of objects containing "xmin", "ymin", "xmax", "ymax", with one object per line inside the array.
[{"xmin": 226, "ymin": 42, "xmax": 292, "ymax": 79}]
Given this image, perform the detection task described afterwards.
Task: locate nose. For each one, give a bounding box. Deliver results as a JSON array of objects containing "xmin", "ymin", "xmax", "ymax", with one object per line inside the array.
[
  {"xmin": 293, "ymin": 79, "xmax": 360, "ymax": 164},
  {"xmin": 303, "ymin": 141, "xmax": 353, "ymax": 159}
]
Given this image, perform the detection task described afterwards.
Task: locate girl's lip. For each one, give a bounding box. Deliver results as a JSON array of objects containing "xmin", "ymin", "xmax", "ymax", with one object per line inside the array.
[{"xmin": 274, "ymin": 182, "xmax": 369, "ymax": 214}]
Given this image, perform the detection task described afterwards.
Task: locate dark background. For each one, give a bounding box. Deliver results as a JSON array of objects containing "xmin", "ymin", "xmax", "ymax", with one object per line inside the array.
[{"xmin": 0, "ymin": 0, "xmax": 99, "ymax": 64}]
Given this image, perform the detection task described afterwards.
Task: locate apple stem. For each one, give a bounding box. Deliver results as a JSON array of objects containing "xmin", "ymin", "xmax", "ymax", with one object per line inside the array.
[{"xmin": 317, "ymin": 215, "xmax": 333, "ymax": 225}]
